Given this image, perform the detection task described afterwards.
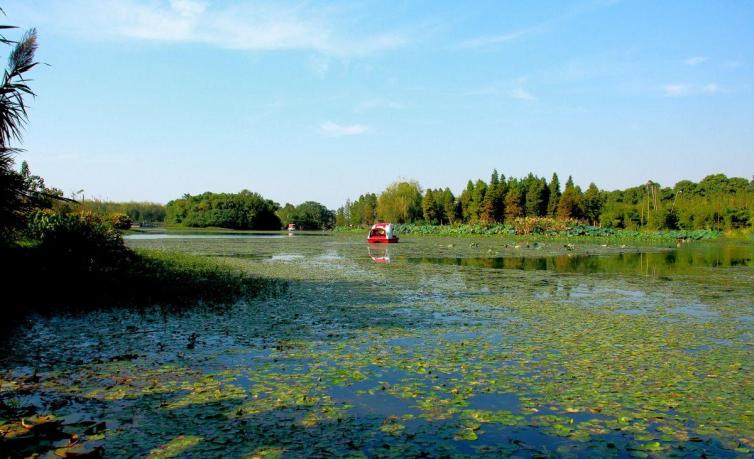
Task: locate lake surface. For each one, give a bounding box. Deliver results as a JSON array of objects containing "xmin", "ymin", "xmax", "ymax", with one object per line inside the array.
[{"xmin": 2, "ymin": 234, "xmax": 753, "ymax": 457}]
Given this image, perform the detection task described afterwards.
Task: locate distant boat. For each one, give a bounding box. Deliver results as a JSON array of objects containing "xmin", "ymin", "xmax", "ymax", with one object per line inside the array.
[{"xmin": 367, "ymin": 223, "xmax": 399, "ymax": 244}]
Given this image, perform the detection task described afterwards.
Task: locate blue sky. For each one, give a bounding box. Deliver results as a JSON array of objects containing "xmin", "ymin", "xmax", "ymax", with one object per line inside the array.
[{"xmin": 6, "ymin": 0, "xmax": 754, "ymax": 207}]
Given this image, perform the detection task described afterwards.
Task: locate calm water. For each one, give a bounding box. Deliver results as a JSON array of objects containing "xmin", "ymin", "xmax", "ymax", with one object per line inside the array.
[{"xmin": 2, "ymin": 234, "xmax": 753, "ymax": 458}]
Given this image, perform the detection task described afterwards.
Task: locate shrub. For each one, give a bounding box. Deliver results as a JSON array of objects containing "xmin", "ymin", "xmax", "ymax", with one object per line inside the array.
[
  {"xmin": 110, "ymin": 212, "xmax": 133, "ymax": 230},
  {"xmin": 26, "ymin": 209, "xmax": 129, "ymax": 271}
]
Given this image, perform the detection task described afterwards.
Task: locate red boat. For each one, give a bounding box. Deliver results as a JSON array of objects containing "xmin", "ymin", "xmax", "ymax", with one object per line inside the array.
[{"xmin": 367, "ymin": 223, "xmax": 399, "ymax": 244}]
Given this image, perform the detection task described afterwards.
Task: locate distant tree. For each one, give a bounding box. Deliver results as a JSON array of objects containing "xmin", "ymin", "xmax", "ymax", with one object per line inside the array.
[
  {"xmin": 546, "ymin": 173, "xmax": 561, "ymax": 217},
  {"xmin": 581, "ymin": 183, "xmax": 604, "ymax": 225},
  {"xmin": 459, "ymin": 180, "xmax": 475, "ymax": 223},
  {"xmin": 468, "ymin": 179, "xmax": 487, "ymax": 223},
  {"xmin": 165, "ymin": 190, "xmax": 281, "ymax": 230},
  {"xmin": 557, "ymin": 176, "xmax": 584, "ymax": 220},
  {"xmin": 422, "ymin": 189, "xmax": 439, "ymax": 224},
  {"xmin": 276, "ymin": 203, "xmax": 296, "ymax": 226},
  {"xmin": 504, "ymin": 182, "xmax": 524, "ymax": 221},
  {"xmin": 291, "ymin": 201, "xmax": 334, "ymax": 230},
  {"xmin": 335, "ymin": 207, "xmax": 347, "ymax": 227},
  {"xmin": 440, "ymin": 188, "xmax": 457, "ymax": 224},
  {"xmin": 377, "ymin": 180, "xmax": 423, "ymax": 223},
  {"xmin": 525, "ymin": 177, "xmax": 548, "ymax": 217}
]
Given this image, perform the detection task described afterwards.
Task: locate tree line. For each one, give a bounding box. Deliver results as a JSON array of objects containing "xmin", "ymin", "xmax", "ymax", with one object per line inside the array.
[
  {"xmin": 165, "ymin": 191, "xmax": 334, "ymax": 230},
  {"xmin": 81, "ymin": 199, "xmax": 166, "ymax": 224},
  {"xmin": 336, "ymin": 171, "xmax": 754, "ymax": 231}
]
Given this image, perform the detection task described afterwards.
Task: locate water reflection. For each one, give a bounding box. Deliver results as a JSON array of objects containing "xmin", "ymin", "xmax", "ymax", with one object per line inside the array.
[
  {"xmin": 404, "ymin": 245, "xmax": 752, "ymax": 275},
  {"xmin": 124, "ymin": 233, "xmax": 286, "ymax": 240},
  {"xmin": 368, "ymin": 245, "xmax": 391, "ymax": 264}
]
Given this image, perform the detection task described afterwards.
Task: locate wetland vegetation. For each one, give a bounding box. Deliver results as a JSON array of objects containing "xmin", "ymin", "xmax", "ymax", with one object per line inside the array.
[{"xmin": 2, "ymin": 233, "xmax": 753, "ymax": 457}]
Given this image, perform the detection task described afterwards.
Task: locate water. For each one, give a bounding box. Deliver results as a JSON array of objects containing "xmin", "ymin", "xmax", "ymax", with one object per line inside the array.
[{"xmin": 1, "ymin": 234, "xmax": 752, "ymax": 458}]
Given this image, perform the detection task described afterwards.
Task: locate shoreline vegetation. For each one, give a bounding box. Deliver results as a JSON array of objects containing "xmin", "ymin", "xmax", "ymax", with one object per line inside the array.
[
  {"xmin": 1, "ymin": 210, "xmax": 286, "ymax": 316},
  {"xmin": 336, "ymin": 220, "xmax": 726, "ymax": 242}
]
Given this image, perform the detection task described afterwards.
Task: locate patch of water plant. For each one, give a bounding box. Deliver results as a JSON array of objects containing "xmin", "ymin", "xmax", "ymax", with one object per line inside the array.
[{"xmin": 1, "ymin": 234, "xmax": 752, "ymax": 457}]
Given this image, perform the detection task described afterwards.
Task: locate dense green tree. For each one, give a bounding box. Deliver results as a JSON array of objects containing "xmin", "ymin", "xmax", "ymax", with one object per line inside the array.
[
  {"xmin": 335, "ymin": 172, "xmax": 754, "ymax": 232},
  {"xmin": 459, "ymin": 180, "xmax": 474, "ymax": 223},
  {"xmin": 276, "ymin": 203, "xmax": 296, "ymax": 227},
  {"xmin": 440, "ymin": 188, "xmax": 457, "ymax": 224},
  {"xmin": 547, "ymin": 173, "xmax": 561, "ymax": 217},
  {"xmin": 504, "ymin": 181, "xmax": 524, "ymax": 221},
  {"xmin": 348, "ymin": 193, "xmax": 377, "ymax": 226},
  {"xmin": 166, "ymin": 190, "xmax": 281, "ymax": 230},
  {"xmin": 422, "ymin": 189, "xmax": 440, "ymax": 224},
  {"xmin": 525, "ymin": 177, "xmax": 549, "ymax": 217},
  {"xmin": 581, "ymin": 183, "xmax": 604, "ymax": 225},
  {"xmin": 289, "ymin": 201, "xmax": 334, "ymax": 230},
  {"xmin": 557, "ymin": 176, "xmax": 583, "ymax": 220},
  {"xmin": 377, "ymin": 181, "xmax": 423, "ymax": 223}
]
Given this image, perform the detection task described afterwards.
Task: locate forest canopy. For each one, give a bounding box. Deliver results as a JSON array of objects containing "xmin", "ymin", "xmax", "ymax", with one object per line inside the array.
[{"xmin": 336, "ymin": 172, "xmax": 754, "ymax": 231}]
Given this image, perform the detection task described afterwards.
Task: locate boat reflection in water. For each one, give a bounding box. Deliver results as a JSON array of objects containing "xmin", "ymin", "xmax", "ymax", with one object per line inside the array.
[{"xmin": 368, "ymin": 245, "xmax": 391, "ymax": 264}]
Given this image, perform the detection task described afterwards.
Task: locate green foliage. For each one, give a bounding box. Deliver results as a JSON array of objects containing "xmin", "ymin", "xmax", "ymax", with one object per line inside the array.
[
  {"xmin": 338, "ymin": 173, "xmax": 753, "ymax": 233},
  {"xmin": 278, "ymin": 201, "xmax": 334, "ymax": 230},
  {"xmin": 81, "ymin": 200, "xmax": 166, "ymax": 223},
  {"xmin": 110, "ymin": 212, "xmax": 133, "ymax": 230},
  {"xmin": 0, "ymin": 25, "xmax": 41, "ymax": 239},
  {"xmin": 376, "ymin": 180, "xmax": 423, "ymax": 223},
  {"xmin": 165, "ymin": 190, "xmax": 281, "ymax": 230},
  {"xmin": 26, "ymin": 209, "xmax": 128, "ymax": 270}
]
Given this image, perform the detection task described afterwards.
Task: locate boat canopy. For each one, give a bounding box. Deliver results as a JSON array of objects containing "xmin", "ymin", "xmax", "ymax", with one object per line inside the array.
[{"xmin": 369, "ymin": 223, "xmax": 394, "ymax": 239}]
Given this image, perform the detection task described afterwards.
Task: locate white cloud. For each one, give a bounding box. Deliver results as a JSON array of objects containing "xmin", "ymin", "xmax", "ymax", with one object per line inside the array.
[
  {"xmin": 22, "ymin": 0, "xmax": 408, "ymax": 57},
  {"xmin": 663, "ymin": 83, "xmax": 722, "ymax": 97},
  {"xmin": 663, "ymin": 84, "xmax": 692, "ymax": 97},
  {"xmin": 702, "ymin": 83, "xmax": 720, "ymax": 94},
  {"xmin": 320, "ymin": 121, "xmax": 368, "ymax": 137},
  {"xmin": 510, "ymin": 88, "xmax": 536, "ymax": 101},
  {"xmin": 684, "ymin": 56, "xmax": 707, "ymax": 66}
]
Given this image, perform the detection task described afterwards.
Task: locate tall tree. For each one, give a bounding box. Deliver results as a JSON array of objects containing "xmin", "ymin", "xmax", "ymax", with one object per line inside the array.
[
  {"xmin": 504, "ymin": 181, "xmax": 524, "ymax": 221},
  {"xmin": 546, "ymin": 173, "xmax": 561, "ymax": 217},
  {"xmin": 557, "ymin": 176, "xmax": 584, "ymax": 220},
  {"xmin": 582, "ymin": 183, "xmax": 604, "ymax": 225},
  {"xmin": 422, "ymin": 189, "xmax": 438, "ymax": 224},
  {"xmin": 440, "ymin": 188, "xmax": 457, "ymax": 224}
]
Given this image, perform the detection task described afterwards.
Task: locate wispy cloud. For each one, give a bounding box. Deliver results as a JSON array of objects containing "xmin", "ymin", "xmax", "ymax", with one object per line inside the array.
[
  {"xmin": 663, "ymin": 84, "xmax": 692, "ymax": 97},
  {"xmin": 510, "ymin": 87, "xmax": 536, "ymax": 101},
  {"xmin": 20, "ymin": 0, "xmax": 408, "ymax": 57},
  {"xmin": 319, "ymin": 121, "xmax": 368, "ymax": 137},
  {"xmin": 454, "ymin": 1, "xmax": 618, "ymax": 50},
  {"xmin": 455, "ymin": 28, "xmax": 536, "ymax": 50},
  {"xmin": 701, "ymin": 83, "xmax": 720, "ymax": 94},
  {"xmin": 662, "ymin": 83, "xmax": 722, "ymax": 97},
  {"xmin": 684, "ymin": 56, "xmax": 707, "ymax": 66}
]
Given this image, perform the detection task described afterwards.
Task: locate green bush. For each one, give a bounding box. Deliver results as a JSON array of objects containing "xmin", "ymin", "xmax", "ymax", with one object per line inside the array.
[
  {"xmin": 26, "ymin": 209, "xmax": 128, "ymax": 270},
  {"xmin": 110, "ymin": 212, "xmax": 133, "ymax": 230}
]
